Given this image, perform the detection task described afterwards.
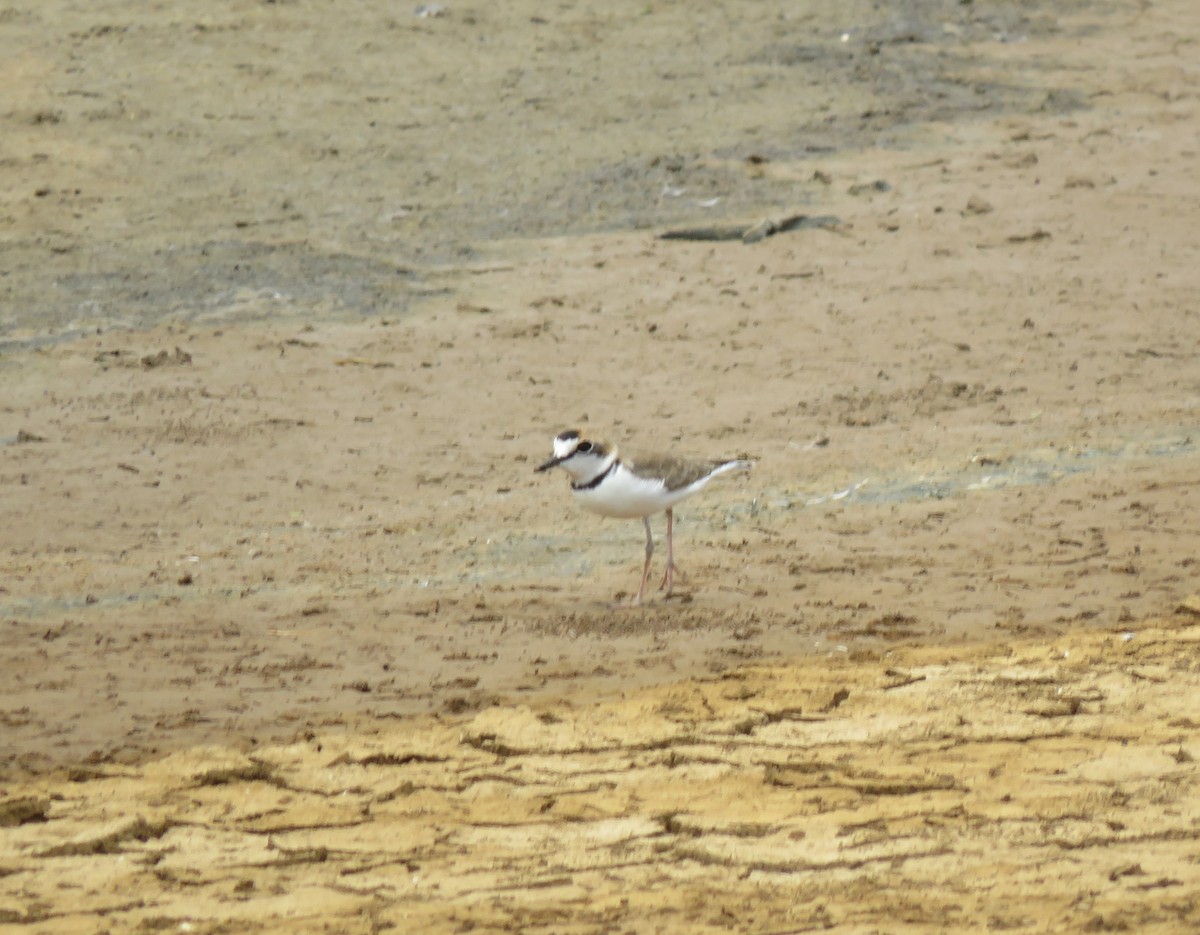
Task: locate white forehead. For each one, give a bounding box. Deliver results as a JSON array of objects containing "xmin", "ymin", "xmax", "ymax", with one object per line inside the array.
[{"xmin": 552, "ymin": 434, "xmax": 580, "ymax": 458}]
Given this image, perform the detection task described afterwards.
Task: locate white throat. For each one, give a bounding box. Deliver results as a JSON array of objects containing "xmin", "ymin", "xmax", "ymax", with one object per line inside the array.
[{"xmin": 560, "ymin": 449, "xmax": 618, "ymax": 487}]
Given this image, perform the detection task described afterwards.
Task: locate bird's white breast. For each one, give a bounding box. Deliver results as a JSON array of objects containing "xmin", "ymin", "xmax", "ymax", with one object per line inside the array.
[{"xmin": 572, "ymin": 463, "xmax": 710, "ymax": 519}]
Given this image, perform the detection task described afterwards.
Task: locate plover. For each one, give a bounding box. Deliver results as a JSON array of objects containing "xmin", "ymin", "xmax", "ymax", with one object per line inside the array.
[{"xmin": 535, "ymin": 429, "xmax": 753, "ymax": 604}]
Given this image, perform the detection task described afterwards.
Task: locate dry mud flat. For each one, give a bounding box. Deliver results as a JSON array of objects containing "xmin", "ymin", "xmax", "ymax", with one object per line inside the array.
[
  {"xmin": 3, "ymin": 0, "xmax": 1200, "ymax": 931},
  {"xmin": 2, "ymin": 608, "xmax": 1199, "ymax": 933}
]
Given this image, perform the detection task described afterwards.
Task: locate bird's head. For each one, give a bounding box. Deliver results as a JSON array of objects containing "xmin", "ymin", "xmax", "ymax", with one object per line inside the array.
[{"xmin": 535, "ymin": 429, "xmax": 615, "ymax": 484}]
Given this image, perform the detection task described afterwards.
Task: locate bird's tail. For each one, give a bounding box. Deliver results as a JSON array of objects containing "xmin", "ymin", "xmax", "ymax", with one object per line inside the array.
[{"xmin": 712, "ymin": 458, "xmax": 755, "ymax": 477}]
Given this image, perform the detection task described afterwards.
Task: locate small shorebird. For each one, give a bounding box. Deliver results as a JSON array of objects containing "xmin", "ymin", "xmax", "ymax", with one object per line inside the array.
[{"xmin": 535, "ymin": 429, "xmax": 753, "ymax": 604}]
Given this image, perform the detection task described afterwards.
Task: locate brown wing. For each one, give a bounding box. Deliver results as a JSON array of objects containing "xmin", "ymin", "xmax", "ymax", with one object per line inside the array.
[{"xmin": 623, "ymin": 453, "xmax": 727, "ymax": 492}]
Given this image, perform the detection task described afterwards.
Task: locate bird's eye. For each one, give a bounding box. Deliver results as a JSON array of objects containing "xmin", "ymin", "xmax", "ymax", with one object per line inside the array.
[{"xmin": 577, "ymin": 441, "xmax": 593, "ymax": 453}]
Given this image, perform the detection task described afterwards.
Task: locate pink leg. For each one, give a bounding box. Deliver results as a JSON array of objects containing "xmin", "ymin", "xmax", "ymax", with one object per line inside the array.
[
  {"xmin": 658, "ymin": 508, "xmax": 681, "ymax": 596},
  {"xmin": 633, "ymin": 515, "xmax": 654, "ymax": 605}
]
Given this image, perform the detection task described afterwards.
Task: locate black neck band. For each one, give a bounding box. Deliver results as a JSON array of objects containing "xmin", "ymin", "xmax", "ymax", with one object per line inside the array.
[{"xmin": 572, "ymin": 461, "xmax": 616, "ymax": 491}]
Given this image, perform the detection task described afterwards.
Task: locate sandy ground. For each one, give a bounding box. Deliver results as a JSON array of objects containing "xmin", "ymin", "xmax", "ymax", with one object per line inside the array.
[
  {"xmin": 2, "ymin": 613, "xmax": 1198, "ymax": 933},
  {"xmin": 2, "ymin": 0, "xmax": 1199, "ymax": 931}
]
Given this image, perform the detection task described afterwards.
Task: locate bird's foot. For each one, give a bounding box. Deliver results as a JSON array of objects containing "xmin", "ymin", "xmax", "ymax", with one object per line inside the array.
[{"xmin": 657, "ymin": 562, "xmax": 686, "ymax": 595}]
